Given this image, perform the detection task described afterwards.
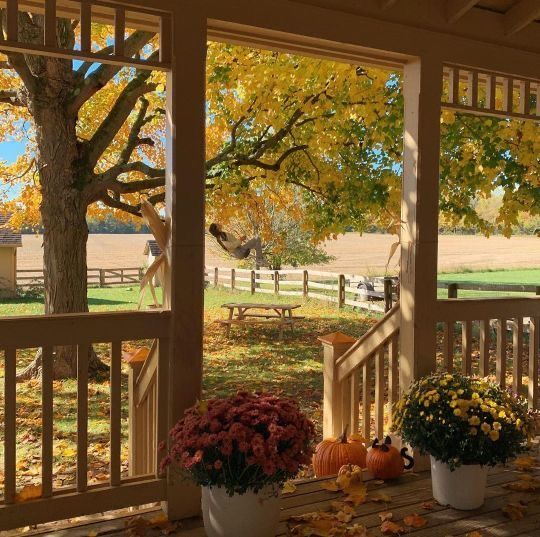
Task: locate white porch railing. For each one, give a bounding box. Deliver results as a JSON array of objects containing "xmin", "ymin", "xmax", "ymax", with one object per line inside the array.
[
  {"xmin": 323, "ymin": 297, "xmax": 540, "ymax": 441},
  {"xmin": 0, "ymin": 310, "xmax": 170, "ymax": 530}
]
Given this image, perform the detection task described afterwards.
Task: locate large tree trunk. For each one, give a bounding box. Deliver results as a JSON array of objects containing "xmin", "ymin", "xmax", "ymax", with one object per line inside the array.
[{"xmin": 17, "ymin": 90, "xmax": 106, "ymax": 379}]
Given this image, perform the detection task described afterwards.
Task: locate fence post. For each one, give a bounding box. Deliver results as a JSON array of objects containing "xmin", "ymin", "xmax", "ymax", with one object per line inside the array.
[
  {"xmin": 319, "ymin": 332, "xmax": 357, "ymax": 438},
  {"xmin": 303, "ymin": 270, "xmax": 309, "ymax": 298},
  {"xmin": 338, "ymin": 274, "xmax": 346, "ymax": 308},
  {"xmin": 384, "ymin": 277, "xmax": 393, "ymax": 312},
  {"xmin": 536, "ymin": 286, "xmax": 540, "ymax": 296},
  {"xmin": 214, "ymin": 267, "xmax": 219, "ymax": 287},
  {"xmin": 231, "ymin": 268, "xmax": 235, "ymax": 290},
  {"xmin": 250, "ymin": 270, "xmax": 256, "ymax": 295},
  {"xmin": 274, "ymin": 271, "xmax": 280, "ymax": 295},
  {"xmin": 99, "ymin": 269, "xmax": 105, "ymax": 288},
  {"xmin": 139, "ymin": 267, "xmax": 144, "ymax": 282},
  {"xmin": 448, "ymin": 283, "xmax": 458, "ymax": 299}
]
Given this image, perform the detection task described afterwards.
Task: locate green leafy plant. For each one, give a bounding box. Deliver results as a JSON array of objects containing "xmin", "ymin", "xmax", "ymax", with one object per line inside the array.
[{"xmin": 392, "ymin": 373, "xmax": 534, "ymax": 470}]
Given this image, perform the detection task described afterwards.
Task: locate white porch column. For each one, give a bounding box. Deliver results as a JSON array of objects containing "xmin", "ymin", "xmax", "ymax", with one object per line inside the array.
[
  {"xmin": 399, "ymin": 55, "xmax": 443, "ymax": 391},
  {"xmin": 163, "ymin": 3, "xmax": 206, "ymax": 519}
]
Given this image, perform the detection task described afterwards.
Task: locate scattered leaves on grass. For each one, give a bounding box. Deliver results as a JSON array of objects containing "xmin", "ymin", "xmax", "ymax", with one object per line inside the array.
[
  {"xmin": 502, "ymin": 502, "xmax": 527, "ymax": 520},
  {"xmin": 380, "ymin": 520, "xmax": 405, "ymax": 535},
  {"xmin": 14, "ymin": 484, "xmax": 42, "ymax": 502},
  {"xmin": 403, "ymin": 513, "xmax": 428, "ymax": 528},
  {"xmin": 283, "ymin": 481, "xmax": 297, "ymax": 494}
]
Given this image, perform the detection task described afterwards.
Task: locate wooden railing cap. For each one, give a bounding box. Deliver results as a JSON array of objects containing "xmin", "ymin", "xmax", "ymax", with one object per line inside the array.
[
  {"xmin": 318, "ymin": 332, "xmax": 357, "ymax": 345},
  {"xmin": 122, "ymin": 347, "xmax": 151, "ymax": 366}
]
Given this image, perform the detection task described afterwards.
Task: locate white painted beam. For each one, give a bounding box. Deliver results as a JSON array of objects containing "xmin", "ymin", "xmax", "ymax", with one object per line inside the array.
[
  {"xmin": 504, "ymin": 0, "xmax": 540, "ymax": 36},
  {"xmin": 446, "ymin": 0, "xmax": 480, "ymax": 24}
]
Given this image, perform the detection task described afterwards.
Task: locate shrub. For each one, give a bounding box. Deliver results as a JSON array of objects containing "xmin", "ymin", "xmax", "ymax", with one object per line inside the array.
[
  {"xmin": 392, "ymin": 373, "xmax": 534, "ymax": 469},
  {"xmin": 161, "ymin": 392, "xmax": 315, "ymax": 495}
]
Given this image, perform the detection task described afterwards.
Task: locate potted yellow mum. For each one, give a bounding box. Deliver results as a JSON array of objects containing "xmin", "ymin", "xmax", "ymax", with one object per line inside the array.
[{"xmin": 392, "ymin": 373, "xmax": 534, "ymax": 510}]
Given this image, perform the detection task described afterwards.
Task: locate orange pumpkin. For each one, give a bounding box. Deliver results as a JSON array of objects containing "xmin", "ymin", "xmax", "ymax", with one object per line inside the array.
[
  {"xmin": 312, "ymin": 426, "xmax": 367, "ymax": 477},
  {"xmin": 366, "ymin": 436, "xmax": 414, "ymax": 480}
]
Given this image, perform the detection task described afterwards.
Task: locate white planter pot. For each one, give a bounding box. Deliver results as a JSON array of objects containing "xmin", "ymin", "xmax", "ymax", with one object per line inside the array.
[
  {"xmin": 430, "ymin": 456, "xmax": 488, "ymax": 510},
  {"xmin": 201, "ymin": 485, "xmax": 281, "ymax": 537}
]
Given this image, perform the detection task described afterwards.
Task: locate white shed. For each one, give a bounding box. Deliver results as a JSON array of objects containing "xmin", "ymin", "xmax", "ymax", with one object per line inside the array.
[{"xmin": 0, "ymin": 214, "xmax": 22, "ymax": 297}]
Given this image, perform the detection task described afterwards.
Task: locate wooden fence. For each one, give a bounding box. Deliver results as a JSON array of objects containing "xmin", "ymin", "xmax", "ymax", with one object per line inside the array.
[
  {"xmin": 16, "ymin": 268, "xmax": 145, "ymax": 288},
  {"xmin": 438, "ymin": 281, "xmax": 540, "ymax": 297},
  {"xmin": 204, "ymin": 266, "xmax": 397, "ymax": 313}
]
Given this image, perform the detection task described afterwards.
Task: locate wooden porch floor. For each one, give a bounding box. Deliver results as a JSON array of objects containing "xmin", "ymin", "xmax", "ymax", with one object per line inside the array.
[{"xmin": 22, "ymin": 455, "xmax": 540, "ymax": 537}]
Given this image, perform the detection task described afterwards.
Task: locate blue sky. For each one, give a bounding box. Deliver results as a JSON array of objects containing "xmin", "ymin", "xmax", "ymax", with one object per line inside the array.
[{"xmin": 1, "ymin": 140, "xmax": 25, "ymax": 163}]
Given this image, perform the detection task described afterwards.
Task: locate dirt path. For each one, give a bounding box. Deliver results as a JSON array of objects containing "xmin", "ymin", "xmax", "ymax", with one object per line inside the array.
[{"xmin": 18, "ymin": 233, "xmax": 539, "ymax": 274}]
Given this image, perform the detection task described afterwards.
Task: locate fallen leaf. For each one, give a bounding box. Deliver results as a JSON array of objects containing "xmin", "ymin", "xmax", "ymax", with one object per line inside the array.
[
  {"xmin": 502, "ymin": 502, "xmax": 527, "ymax": 520},
  {"xmin": 421, "ymin": 501, "xmax": 434, "ymax": 510},
  {"xmin": 282, "ymin": 481, "xmax": 297, "ymax": 495},
  {"xmin": 320, "ymin": 480, "xmax": 340, "ymax": 492},
  {"xmin": 344, "ymin": 482, "xmax": 368, "ymax": 506},
  {"xmin": 380, "ymin": 520, "xmax": 405, "ymax": 535},
  {"xmin": 465, "ymin": 532, "xmax": 483, "ymax": 537},
  {"xmin": 373, "ymin": 479, "xmax": 385, "ymax": 485},
  {"xmin": 513, "ymin": 456, "xmax": 536, "ymax": 472},
  {"xmin": 371, "ymin": 492, "xmax": 392, "ymax": 503},
  {"xmin": 346, "ymin": 524, "xmax": 369, "ymax": 536},
  {"xmin": 14, "ymin": 484, "xmax": 42, "ymax": 502},
  {"xmin": 504, "ymin": 479, "xmax": 539, "ymax": 492},
  {"xmin": 404, "ymin": 513, "xmax": 428, "ymax": 528},
  {"xmin": 379, "ymin": 511, "xmax": 393, "ymax": 522}
]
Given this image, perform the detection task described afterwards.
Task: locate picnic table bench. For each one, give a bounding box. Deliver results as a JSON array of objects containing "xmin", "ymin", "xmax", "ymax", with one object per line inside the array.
[{"xmin": 217, "ymin": 302, "xmax": 304, "ymax": 339}]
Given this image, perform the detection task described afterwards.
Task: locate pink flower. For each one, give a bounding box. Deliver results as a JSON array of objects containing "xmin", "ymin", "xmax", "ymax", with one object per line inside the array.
[{"xmin": 214, "ymin": 460, "xmax": 223, "ymax": 470}]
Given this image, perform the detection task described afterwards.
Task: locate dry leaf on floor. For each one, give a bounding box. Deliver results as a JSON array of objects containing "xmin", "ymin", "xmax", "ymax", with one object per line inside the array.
[
  {"xmin": 379, "ymin": 511, "xmax": 393, "ymax": 522},
  {"xmin": 403, "ymin": 513, "xmax": 428, "ymax": 528},
  {"xmin": 283, "ymin": 481, "xmax": 297, "ymax": 494},
  {"xmin": 380, "ymin": 520, "xmax": 405, "ymax": 535},
  {"xmin": 421, "ymin": 501, "xmax": 434, "ymax": 510},
  {"xmin": 14, "ymin": 484, "xmax": 42, "ymax": 502},
  {"xmin": 504, "ymin": 478, "xmax": 539, "ymax": 492},
  {"xmin": 345, "ymin": 524, "xmax": 369, "ymax": 536},
  {"xmin": 344, "ymin": 482, "xmax": 368, "ymax": 506},
  {"xmin": 371, "ymin": 492, "xmax": 392, "ymax": 503},
  {"xmin": 502, "ymin": 502, "xmax": 527, "ymax": 520},
  {"xmin": 513, "ymin": 456, "xmax": 537, "ymax": 471},
  {"xmin": 465, "ymin": 532, "xmax": 484, "ymax": 537},
  {"xmin": 320, "ymin": 480, "xmax": 340, "ymax": 492}
]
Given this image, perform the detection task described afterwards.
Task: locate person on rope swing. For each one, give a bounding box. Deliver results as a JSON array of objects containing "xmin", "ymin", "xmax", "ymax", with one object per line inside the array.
[{"xmin": 209, "ymin": 223, "xmax": 267, "ymax": 266}]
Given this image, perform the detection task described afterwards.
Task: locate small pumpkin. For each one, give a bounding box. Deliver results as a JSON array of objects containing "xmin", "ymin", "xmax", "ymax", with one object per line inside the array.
[
  {"xmin": 366, "ymin": 436, "xmax": 414, "ymax": 480},
  {"xmin": 312, "ymin": 426, "xmax": 367, "ymax": 477}
]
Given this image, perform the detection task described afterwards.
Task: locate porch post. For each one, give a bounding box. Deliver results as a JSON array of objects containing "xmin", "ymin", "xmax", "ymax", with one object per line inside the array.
[
  {"xmin": 399, "ymin": 55, "xmax": 443, "ymax": 391},
  {"xmin": 162, "ymin": 3, "xmax": 206, "ymax": 519}
]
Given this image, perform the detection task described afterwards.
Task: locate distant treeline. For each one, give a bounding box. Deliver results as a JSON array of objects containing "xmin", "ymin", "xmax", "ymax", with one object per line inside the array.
[{"xmin": 21, "ymin": 215, "xmax": 150, "ymax": 234}]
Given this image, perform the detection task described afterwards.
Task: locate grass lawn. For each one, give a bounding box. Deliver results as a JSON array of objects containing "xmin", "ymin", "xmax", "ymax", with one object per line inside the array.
[{"xmin": 0, "ymin": 286, "xmax": 379, "ymax": 493}]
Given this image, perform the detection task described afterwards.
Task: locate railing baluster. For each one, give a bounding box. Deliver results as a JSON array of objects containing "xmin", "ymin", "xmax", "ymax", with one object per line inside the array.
[
  {"xmin": 44, "ymin": 0, "xmax": 56, "ymax": 48},
  {"xmin": 375, "ymin": 347, "xmax": 385, "ymax": 439},
  {"xmin": 42, "ymin": 346, "xmax": 53, "ymax": 497},
  {"xmin": 4, "ymin": 347, "xmax": 16, "ymax": 504},
  {"xmin": 486, "ymin": 74, "xmax": 496, "ymax": 111},
  {"xmin": 387, "ymin": 332, "xmax": 399, "ymax": 428},
  {"xmin": 80, "ymin": 0, "xmax": 92, "ymax": 53},
  {"xmin": 341, "ymin": 375, "xmax": 351, "ymax": 436},
  {"xmin": 114, "ymin": 8, "xmax": 125, "ymax": 57},
  {"xmin": 503, "ymin": 78, "xmax": 514, "ymax": 113},
  {"xmin": 529, "ymin": 317, "xmax": 539, "ymax": 410},
  {"xmin": 6, "ymin": 0, "xmax": 18, "ymax": 42},
  {"xmin": 362, "ymin": 358, "xmax": 372, "ymax": 440},
  {"xmin": 512, "ymin": 318, "xmax": 524, "ymax": 395},
  {"xmin": 479, "ymin": 319, "xmax": 490, "ymax": 377},
  {"xmin": 350, "ymin": 370, "xmax": 360, "ymax": 434},
  {"xmin": 443, "ymin": 321, "xmax": 454, "ymax": 371},
  {"xmin": 77, "ymin": 344, "xmax": 89, "ymax": 492},
  {"xmin": 110, "ymin": 341, "xmax": 121, "ymax": 486},
  {"xmin": 467, "ymin": 70, "xmax": 478, "ymax": 108},
  {"xmin": 462, "ymin": 320, "xmax": 472, "ymax": 374},
  {"xmin": 519, "ymin": 80, "xmax": 531, "ymax": 115},
  {"xmin": 449, "ymin": 67, "xmax": 459, "ymax": 104},
  {"xmin": 496, "ymin": 318, "xmax": 507, "ymax": 387},
  {"xmin": 156, "ymin": 338, "xmax": 168, "ymax": 476}
]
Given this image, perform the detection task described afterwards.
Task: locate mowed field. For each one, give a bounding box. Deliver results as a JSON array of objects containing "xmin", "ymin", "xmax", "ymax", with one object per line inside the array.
[{"xmin": 18, "ymin": 232, "xmax": 540, "ymax": 274}]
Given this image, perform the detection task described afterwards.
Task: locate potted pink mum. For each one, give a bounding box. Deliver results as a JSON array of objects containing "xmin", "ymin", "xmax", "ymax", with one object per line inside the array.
[{"xmin": 161, "ymin": 392, "xmax": 315, "ymax": 537}]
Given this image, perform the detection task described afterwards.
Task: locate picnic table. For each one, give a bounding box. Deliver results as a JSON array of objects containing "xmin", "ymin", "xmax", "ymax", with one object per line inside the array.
[{"xmin": 217, "ymin": 302, "xmax": 304, "ymax": 339}]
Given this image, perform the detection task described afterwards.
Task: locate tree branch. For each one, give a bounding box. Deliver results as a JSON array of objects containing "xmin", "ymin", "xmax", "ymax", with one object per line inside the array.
[
  {"xmin": 83, "ymin": 67, "xmax": 157, "ymax": 168},
  {"xmin": 0, "ymin": 90, "xmax": 24, "ymax": 106},
  {"xmin": 99, "ymin": 191, "xmax": 165, "ymax": 216},
  {"xmin": 70, "ymin": 30, "xmax": 155, "ymax": 113},
  {"xmin": 233, "ymin": 144, "xmax": 308, "ymax": 171}
]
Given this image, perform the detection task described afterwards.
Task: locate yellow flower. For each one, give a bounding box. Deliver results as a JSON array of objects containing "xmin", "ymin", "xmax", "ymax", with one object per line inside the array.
[
  {"xmin": 420, "ymin": 411, "xmax": 424, "ymax": 416},
  {"xmin": 440, "ymin": 380, "xmax": 447, "ymax": 387},
  {"xmin": 424, "ymin": 400, "xmax": 430, "ymax": 407},
  {"xmin": 453, "ymin": 408, "xmax": 462, "ymax": 417},
  {"xmin": 472, "ymin": 392, "xmax": 480, "ymax": 399},
  {"xmin": 469, "ymin": 416, "xmax": 481, "ymax": 426},
  {"xmin": 490, "ymin": 408, "xmax": 498, "ymax": 417},
  {"xmin": 457, "ymin": 389, "xmax": 464, "ymax": 395},
  {"xmin": 516, "ymin": 419, "xmax": 523, "ymax": 429},
  {"xmin": 498, "ymin": 410, "xmax": 506, "ymax": 419},
  {"xmin": 489, "ymin": 430, "xmax": 500, "ymax": 441},
  {"xmin": 480, "ymin": 422, "xmax": 491, "ymax": 434},
  {"xmin": 480, "ymin": 404, "xmax": 490, "ymax": 412},
  {"xmin": 469, "ymin": 427, "xmax": 478, "ymax": 436},
  {"xmin": 492, "ymin": 421, "xmax": 502, "ymax": 431},
  {"xmin": 450, "ymin": 400, "xmax": 458, "ymax": 408},
  {"xmin": 433, "ymin": 393, "xmax": 440, "ymax": 402}
]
